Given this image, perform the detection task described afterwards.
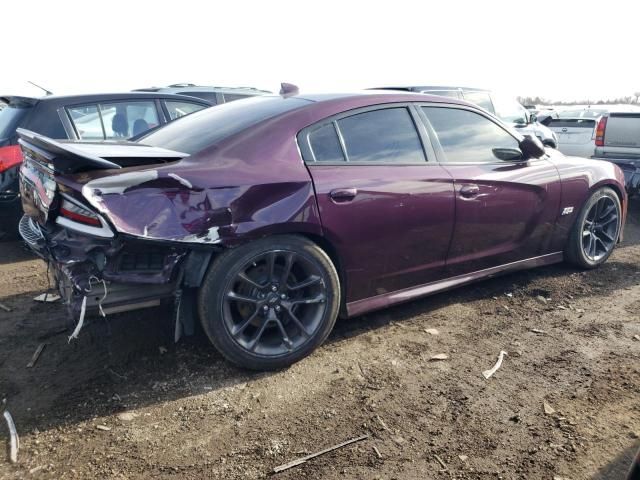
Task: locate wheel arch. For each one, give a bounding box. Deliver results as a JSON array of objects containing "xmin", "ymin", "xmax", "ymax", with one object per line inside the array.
[
  {"xmin": 297, "ymin": 232, "xmax": 348, "ymax": 317},
  {"xmin": 186, "ymin": 231, "xmax": 348, "ymax": 314},
  {"xmin": 589, "ymin": 180, "xmax": 627, "ymax": 242}
]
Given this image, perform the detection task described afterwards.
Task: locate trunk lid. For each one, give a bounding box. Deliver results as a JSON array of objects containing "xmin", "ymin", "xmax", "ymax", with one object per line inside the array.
[
  {"xmin": 548, "ymin": 118, "xmax": 597, "ymax": 145},
  {"xmin": 17, "ymin": 129, "xmax": 188, "ymax": 227}
]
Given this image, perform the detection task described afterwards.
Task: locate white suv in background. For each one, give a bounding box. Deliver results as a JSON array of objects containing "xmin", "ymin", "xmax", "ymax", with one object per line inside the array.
[{"xmin": 374, "ymin": 85, "xmax": 558, "ymax": 148}]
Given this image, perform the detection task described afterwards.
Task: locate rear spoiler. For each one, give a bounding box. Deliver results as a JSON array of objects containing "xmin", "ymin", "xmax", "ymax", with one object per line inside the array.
[
  {"xmin": 17, "ymin": 129, "xmax": 188, "ymax": 173},
  {"xmin": 0, "ymin": 96, "xmax": 39, "ymax": 107},
  {"xmin": 18, "ymin": 128, "xmax": 122, "ymax": 172}
]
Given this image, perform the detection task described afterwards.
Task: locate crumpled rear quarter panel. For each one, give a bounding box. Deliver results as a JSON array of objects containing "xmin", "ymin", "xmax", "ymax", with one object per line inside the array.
[{"xmin": 61, "ymin": 125, "xmax": 323, "ymax": 246}]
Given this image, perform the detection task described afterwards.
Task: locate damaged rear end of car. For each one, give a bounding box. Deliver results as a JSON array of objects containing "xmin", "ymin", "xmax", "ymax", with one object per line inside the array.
[
  {"xmin": 16, "ymin": 94, "xmax": 323, "ymax": 345},
  {"xmin": 17, "ymin": 129, "xmax": 219, "ymax": 337}
]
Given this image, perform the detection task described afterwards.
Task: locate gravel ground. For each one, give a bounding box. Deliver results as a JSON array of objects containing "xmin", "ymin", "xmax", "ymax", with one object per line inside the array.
[{"xmin": 0, "ymin": 202, "xmax": 638, "ymax": 479}]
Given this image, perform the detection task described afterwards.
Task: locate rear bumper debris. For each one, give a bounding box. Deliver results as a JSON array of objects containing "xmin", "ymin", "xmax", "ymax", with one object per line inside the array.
[{"xmin": 19, "ymin": 215, "xmax": 197, "ymax": 319}]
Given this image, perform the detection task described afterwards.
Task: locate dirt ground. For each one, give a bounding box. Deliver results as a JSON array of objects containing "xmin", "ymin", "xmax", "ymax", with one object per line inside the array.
[{"xmin": 0, "ymin": 204, "xmax": 639, "ymax": 480}]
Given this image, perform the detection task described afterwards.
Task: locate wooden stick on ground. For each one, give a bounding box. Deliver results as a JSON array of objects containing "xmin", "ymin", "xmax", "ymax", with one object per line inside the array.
[
  {"xmin": 26, "ymin": 343, "xmax": 46, "ymax": 368},
  {"xmin": 273, "ymin": 434, "xmax": 369, "ymax": 473},
  {"xmin": 434, "ymin": 454, "xmax": 448, "ymax": 470}
]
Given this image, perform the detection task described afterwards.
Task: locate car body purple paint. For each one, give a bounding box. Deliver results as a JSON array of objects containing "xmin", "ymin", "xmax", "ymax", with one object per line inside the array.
[{"xmin": 17, "ymin": 91, "xmax": 628, "ymax": 367}]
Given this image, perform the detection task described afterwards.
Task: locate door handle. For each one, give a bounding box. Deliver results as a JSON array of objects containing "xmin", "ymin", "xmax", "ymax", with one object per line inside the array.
[
  {"xmin": 460, "ymin": 184, "xmax": 480, "ymax": 198},
  {"xmin": 329, "ymin": 188, "xmax": 358, "ymax": 203}
]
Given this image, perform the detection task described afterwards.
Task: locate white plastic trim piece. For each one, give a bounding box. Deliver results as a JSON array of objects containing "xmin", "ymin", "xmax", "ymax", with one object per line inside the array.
[
  {"xmin": 68, "ymin": 296, "xmax": 87, "ymax": 342},
  {"xmin": 3, "ymin": 410, "xmax": 18, "ymax": 463},
  {"xmin": 482, "ymin": 351, "xmax": 507, "ymax": 379}
]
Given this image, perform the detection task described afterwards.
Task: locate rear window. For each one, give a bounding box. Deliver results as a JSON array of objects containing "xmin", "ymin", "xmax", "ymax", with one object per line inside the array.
[
  {"xmin": 140, "ymin": 96, "xmax": 310, "ymax": 154},
  {"xmin": 548, "ymin": 119, "xmax": 596, "ymax": 128},
  {"xmin": 0, "ymin": 103, "xmax": 31, "ymax": 139}
]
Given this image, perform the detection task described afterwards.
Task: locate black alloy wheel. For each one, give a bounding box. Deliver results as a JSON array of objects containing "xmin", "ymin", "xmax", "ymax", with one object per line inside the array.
[
  {"xmin": 581, "ymin": 195, "xmax": 619, "ymax": 262},
  {"xmin": 198, "ymin": 235, "xmax": 340, "ymax": 370},
  {"xmin": 566, "ymin": 187, "xmax": 622, "ymax": 268}
]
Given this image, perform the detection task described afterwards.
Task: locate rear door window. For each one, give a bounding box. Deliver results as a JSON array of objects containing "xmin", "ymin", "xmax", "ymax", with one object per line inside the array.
[
  {"xmin": 68, "ymin": 101, "xmax": 160, "ymax": 140},
  {"xmin": 164, "ymin": 100, "xmax": 207, "ymax": 121},
  {"xmin": 68, "ymin": 105, "xmax": 104, "ymax": 140},
  {"xmin": 336, "ymin": 107, "xmax": 426, "ymax": 163},
  {"xmin": 100, "ymin": 101, "xmax": 159, "ymax": 139}
]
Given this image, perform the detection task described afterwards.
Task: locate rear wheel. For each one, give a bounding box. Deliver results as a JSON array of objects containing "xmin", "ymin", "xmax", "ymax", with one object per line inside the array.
[
  {"xmin": 565, "ymin": 187, "xmax": 621, "ymax": 268},
  {"xmin": 198, "ymin": 235, "xmax": 340, "ymax": 370}
]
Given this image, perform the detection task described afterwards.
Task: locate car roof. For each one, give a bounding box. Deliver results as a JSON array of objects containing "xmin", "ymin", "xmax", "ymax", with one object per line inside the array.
[
  {"xmin": 372, "ymin": 85, "xmax": 491, "ymax": 94},
  {"xmin": 0, "ymin": 91, "xmax": 213, "ymax": 106},
  {"xmin": 133, "ymin": 85, "xmax": 271, "ymax": 95},
  {"xmin": 293, "ymin": 90, "xmax": 470, "ymax": 104}
]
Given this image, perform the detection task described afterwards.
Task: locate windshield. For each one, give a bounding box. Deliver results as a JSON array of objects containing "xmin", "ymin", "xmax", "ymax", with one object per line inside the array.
[
  {"xmin": 491, "ymin": 95, "xmax": 528, "ymax": 124},
  {"xmin": 0, "ymin": 103, "xmax": 31, "ymax": 139},
  {"xmin": 140, "ymin": 95, "xmax": 311, "ymax": 154}
]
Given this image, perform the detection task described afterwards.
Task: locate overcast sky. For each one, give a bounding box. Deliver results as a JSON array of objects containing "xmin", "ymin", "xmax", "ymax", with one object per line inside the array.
[{"xmin": 2, "ymin": 0, "xmax": 639, "ymax": 101}]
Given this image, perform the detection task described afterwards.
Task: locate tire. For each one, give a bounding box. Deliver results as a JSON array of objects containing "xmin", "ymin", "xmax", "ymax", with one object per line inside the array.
[
  {"xmin": 565, "ymin": 187, "xmax": 622, "ymax": 269},
  {"xmin": 198, "ymin": 235, "xmax": 340, "ymax": 370}
]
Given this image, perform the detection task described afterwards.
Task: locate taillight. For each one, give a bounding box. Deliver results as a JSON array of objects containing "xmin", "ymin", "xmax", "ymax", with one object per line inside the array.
[
  {"xmin": 0, "ymin": 145, "xmax": 23, "ymax": 173},
  {"xmin": 60, "ymin": 199, "xmax": 102, "ymax": 227},
  {"xmin": 595, "ymin": 116, "xmax": 608, "ymax": 147}
]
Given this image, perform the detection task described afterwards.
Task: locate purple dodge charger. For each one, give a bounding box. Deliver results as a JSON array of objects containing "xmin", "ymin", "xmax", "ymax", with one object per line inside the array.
[{"xmin": 17, "ymin": 90, "xmax": 627, "ymax": 369}]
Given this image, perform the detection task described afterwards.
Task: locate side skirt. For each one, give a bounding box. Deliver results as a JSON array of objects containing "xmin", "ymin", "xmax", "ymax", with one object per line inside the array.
[{"xmin": 346, "ymin": 252, "xmax": 564, "ymax": 317}]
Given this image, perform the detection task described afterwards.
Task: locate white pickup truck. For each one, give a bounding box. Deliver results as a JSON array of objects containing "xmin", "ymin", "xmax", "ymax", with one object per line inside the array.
[{"xmin": 592, "ymin": 112, "xmax": 640, "ymax": 196}]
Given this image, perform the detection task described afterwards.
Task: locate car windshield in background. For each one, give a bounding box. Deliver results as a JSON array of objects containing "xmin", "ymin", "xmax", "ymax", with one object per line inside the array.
[
  {"xmin": 140, "ymin": 96, "xmax": 311, "ymax": 154},
  {"xmin": 0, "ymin": 103, "xmax": 31, "ymax": 139},
  {"xmin": 491, "ymin": 95, "xmax": 528, "ymax": 124},
  {"xmin": 558, "ymin": 109, "xmax": 607, "ymax": 118}
]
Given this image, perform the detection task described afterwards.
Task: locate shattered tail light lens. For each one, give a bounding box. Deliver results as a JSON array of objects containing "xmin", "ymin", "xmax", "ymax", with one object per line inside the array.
[
  {"xmin": 595, "ymin": 116, "xmax": 608, "ymax": 147},
  {"xmin": 0, "ymin": 145, "xmax": 23, "ymax": 173},
  {"xmin": 60, "ymin": 199, "xmax": 102, "ymax": 227}
]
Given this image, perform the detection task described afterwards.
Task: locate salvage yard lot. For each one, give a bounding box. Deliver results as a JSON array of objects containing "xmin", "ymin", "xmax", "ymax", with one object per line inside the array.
[{"xmin": 0, "ymin": 204, "xmax": 639, "ymax": 479}]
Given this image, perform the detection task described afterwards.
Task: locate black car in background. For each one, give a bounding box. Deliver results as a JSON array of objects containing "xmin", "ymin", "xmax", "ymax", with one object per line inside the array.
[{"xmin": 0, "ymin": 92, "xmax": 211, "ymax": 239}]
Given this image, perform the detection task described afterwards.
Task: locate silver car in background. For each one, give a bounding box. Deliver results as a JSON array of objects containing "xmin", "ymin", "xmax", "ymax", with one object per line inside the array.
[{"xmin": 546, "ymin": 117, "xmax": 600, "ymax": 158}]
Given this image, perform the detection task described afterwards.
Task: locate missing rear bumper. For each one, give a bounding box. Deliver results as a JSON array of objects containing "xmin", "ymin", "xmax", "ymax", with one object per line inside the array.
[{"xmin": 19, "ymin": 215, "xmax": 213, "ymax": 322}]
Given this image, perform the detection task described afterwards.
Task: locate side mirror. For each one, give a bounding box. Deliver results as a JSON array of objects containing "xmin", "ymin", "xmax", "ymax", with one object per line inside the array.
[
  {"xmin": 519, "ymin": 135, "xmax": 546, "ymax": 159},
  {"xmin": 493, "ymin": 147, "xmax": 524, "ymax": 161}
]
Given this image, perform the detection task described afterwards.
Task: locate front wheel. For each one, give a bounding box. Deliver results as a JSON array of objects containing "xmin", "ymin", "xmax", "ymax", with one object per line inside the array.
[
  {"xmin": 565, "ymin": 187, "xmax": 622, "ymax": 269},
  {"xmin": 198, "ymin": 235, "xmax": 340, "ymax": 370}
]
